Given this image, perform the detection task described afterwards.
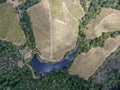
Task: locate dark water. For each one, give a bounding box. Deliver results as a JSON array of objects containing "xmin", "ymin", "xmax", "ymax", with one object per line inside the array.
[{"xmin": 30, "ymin": 47, "xmax": 78, "ymax": 75}]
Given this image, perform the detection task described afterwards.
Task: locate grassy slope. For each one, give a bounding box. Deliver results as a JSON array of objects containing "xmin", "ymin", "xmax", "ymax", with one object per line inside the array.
[
  {"xmin": 69, "ymin": 35, "xmax": 120, "ymax": 80},
  {"xmin": 84, "ymin": 8, "xmax": 120, "ymax": 39},
  {"xmin": 0, "ymin": 3, "xmax": 25, "ymax": 45},
  {"xmin": 28, "ymin": 0, "xmax": 85, "ymax": 62}
]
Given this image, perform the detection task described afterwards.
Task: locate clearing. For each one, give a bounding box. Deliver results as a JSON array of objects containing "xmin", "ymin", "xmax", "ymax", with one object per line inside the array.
[
  {"xmin": 69, "ymin": 35, "xmax": 120, "ymax": 80},
  {"xmin": 84, "ymin": 8, "xmax": 120, "ymax": 39},
  {"xmin": 0, "ymin": 3, "xmax": 26, "ymax": 45},
  {"xmin": 28, "ymin": 0, "xmax": 85, "ymax": 62}
]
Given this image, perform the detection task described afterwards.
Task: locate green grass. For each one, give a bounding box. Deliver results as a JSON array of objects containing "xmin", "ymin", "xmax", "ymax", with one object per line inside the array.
[{"xmin": 0, "ymin": 3, "xmax": 26, "ymax": 45}]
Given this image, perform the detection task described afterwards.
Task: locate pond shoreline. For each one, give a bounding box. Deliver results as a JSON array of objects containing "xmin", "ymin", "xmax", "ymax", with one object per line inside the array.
[{"xmin": 30, "ymin": 47, "xmax": 78, "ymax": 75}]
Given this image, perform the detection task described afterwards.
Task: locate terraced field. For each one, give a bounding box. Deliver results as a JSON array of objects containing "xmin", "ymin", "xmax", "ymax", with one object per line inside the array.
[
  {"xmin": 28, "ymin": 0, "xmax": 85, "ymax": 62},
  {"xmin": 0, "ymin": 3, "xmax": 26, "ymax": 45},
  {"xmin": 84, "ymin": 8, "xmax": 120, "ymax": 39},
  {"xmin": 69, "ymin": 35, "xmax": 120, "ymax": 80}
]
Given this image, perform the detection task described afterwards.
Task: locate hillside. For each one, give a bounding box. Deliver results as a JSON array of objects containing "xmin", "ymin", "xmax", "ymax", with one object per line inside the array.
[
  {"xmin": 28, "ymin": 0, "xmax": 85, "ymax": 62},
  {"xmin": 84, "ymin": 8, "xmax": 120, "ymax": 39},
  {"xmin": 69, "ymin": 35, "xmax": 120, "ymax": 80},
  {"xmin": 0, "ymin": 3, "xmax": 26, "ymax": 45}
]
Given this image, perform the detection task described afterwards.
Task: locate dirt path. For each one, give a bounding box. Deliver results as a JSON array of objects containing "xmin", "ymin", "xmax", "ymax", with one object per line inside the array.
[
  {"xmin": 54, "ymin": 19, "xmax": 66, "ymax": 25},
  {"xmin": 47, "ymin": 1, "xmax": 54, "ymax": 60},
  {"xmin": 27, "ymin": 64, "xmax": 40, "ymax": 79}
]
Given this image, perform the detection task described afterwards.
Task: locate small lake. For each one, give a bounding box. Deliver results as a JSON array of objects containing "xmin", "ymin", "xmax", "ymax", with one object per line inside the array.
[{"xmin": 30, "ymin": 47, "xmax": 78, "ymax": 75}]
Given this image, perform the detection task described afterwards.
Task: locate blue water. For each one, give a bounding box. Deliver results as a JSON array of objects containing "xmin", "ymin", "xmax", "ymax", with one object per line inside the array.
[{"xmin": 30, "ymin": 47, "xmax": 78, "ymax": 75}]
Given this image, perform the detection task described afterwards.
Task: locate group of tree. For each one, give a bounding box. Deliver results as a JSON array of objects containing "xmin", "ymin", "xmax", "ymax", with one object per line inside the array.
[
  {"xmin": 98, "ymin": 0, "xmax": 120, "ymax": 10},
  {"xmin": 0, "ymin": 65, "xmax": 103, "ymax": 90},
  {"xmin": 0, "ymin": 0, "xmax": 6, "ymax": 4},
  {"xmin": 77, "ymin": 31, "xmax": 120, "ymax": 54},
  {"xmin": 18, "ymin": 0, "xmax": 41, "ymax": 11},
  {"xmin": 19, "ymin": 11, "xmax": 36, "ymax": 49},
  {"xmin": 0, "ymin": 40, "xmax": 22, "ymax": 81}
]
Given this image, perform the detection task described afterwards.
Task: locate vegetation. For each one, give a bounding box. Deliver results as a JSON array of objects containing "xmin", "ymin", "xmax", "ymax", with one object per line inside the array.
[
  {"xmin": 0, "ymin": 65, "xmax": 103, "ymax": 90},
  {"xmin": 36, "ymin": 71, "xmax": 102, "ymax": 90},
  {"xmin": 0, "ymin": 39, "xmax": 103, "ymax": 90},
  {"xmin": 81, "ymin": 0, "xmax": 120, "ymax": 10},
  {"xmin": 99, "ymin": 0, "xmax": 120, "ymax": 10},
  {"xmin": 0, "ymin": 40, "xmax": 22, "ymax": 76},
  {"xmin": 77, "ymin": 31, "xmax": 120, "ymax": 54},
  {"xmin": 19, "ymin": 0, "xmax": 41, "ymax": 10},
  {"xmin": 19, "ymin": 11, "xmax": 35, "ymax": 49},
  {"xmin": 92, "ymin": 47, "xmax": 120, "ymax": 90},
  {"xmin": 0, "ymin": 0, "xmax": 6, "ymax": 4},
  {"xmin": 80, "ymin": 0, "xmax": 87, "ymax": 12},
  {"xmin": 0, "ymin": 66, "xmax": 35, "ymax": 90}
]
